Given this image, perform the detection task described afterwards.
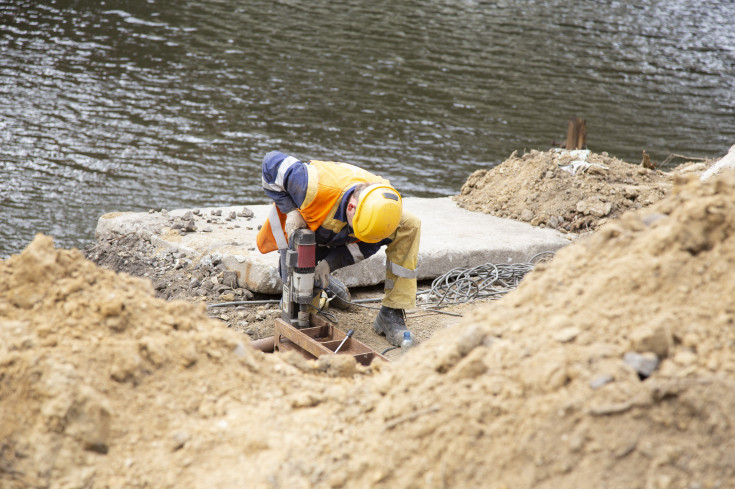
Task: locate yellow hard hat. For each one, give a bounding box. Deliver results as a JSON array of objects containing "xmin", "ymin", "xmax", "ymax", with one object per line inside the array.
[{"xmin": 352, "ymin": 183, "xmax": 402, "ymax": 243}]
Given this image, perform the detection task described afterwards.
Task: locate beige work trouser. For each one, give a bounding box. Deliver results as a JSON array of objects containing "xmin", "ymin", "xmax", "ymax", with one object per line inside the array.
[{"xmin": 382, "ymin": 210, "xmax": 420, "ymax": 310}]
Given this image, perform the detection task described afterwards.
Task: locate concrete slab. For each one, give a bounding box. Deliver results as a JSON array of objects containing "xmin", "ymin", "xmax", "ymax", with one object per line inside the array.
[
  {"xmin": 701, "ymin": 144, "xmax": 735, "ymax": 181},
  {"xmin": 95, "ymin": 197, "xmax": 574, "ymax": 294}
]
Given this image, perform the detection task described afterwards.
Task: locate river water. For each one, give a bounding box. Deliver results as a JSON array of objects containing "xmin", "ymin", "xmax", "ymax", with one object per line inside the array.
[{"xmin": 2, "ymin": 0, "xmax": 734, "ymax": 257}]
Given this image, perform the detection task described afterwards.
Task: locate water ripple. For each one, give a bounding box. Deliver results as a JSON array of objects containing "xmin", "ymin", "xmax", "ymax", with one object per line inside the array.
[{"xmin": 1, "ymin": 0, "xmax": 734, "ymax": 257}]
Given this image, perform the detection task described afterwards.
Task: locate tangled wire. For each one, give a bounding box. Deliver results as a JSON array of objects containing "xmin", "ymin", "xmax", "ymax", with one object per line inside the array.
[
  {"xmin": 418, "ymin": 251, "xmax": 554, "ymax": 308},
  {"xmin": 208, "ymin": 252, "xmax": 556, "ymax": 319}
]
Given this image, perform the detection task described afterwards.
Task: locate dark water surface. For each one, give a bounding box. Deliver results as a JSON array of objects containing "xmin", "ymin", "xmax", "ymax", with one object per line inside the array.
[{"xmin": 2, "ymin": 0, "xmax": 734, "ymax": 257}]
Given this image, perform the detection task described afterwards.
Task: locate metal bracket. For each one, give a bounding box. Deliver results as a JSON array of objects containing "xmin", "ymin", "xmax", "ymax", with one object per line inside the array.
[{"xmin": 272, "ymin": 315, "xmax": 388, "ymax": 366}]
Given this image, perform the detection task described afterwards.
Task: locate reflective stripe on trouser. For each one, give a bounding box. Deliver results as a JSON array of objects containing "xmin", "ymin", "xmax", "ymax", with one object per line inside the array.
[{"xmin": 383, "ymin": 210, "xmax": 420, "ymax": 310}]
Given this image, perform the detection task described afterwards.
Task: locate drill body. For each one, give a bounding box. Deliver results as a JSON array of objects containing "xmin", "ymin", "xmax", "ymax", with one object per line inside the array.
[{"xmin": 281, "ymin": 228, "xmax": 316, "ymax": 328}]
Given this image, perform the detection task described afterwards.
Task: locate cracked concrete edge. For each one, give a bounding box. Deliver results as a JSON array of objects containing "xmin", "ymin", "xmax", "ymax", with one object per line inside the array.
[
  {"xmin": 700, "ymin": 144, "xmax": 735, "ymax": 181},
  {"xmin": 96, "ymin": 212, "xmax": 167, "ymax": 242},
  {"xmin": 94, "ymin": 200, "xmax": 574, "ymax": 295}
]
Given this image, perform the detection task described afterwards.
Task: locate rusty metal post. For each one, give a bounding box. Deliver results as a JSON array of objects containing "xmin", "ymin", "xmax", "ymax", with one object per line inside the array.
[{"xmin": 565, "ymin": 117, "xmax": 587, "ymax": 150}]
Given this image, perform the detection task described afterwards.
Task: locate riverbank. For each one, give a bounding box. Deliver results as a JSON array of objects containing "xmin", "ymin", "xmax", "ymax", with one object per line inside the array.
[{"xmin": 5, "ymin": 148, "xmax": 735, "ymax": 488}]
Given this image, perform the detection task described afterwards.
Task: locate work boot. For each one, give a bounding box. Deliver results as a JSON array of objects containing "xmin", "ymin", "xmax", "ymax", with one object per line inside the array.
[
  {"xmin": 326, "ymin": 275, "xmax": 351, "ymax": 310},
  {"xmin": 373, "ymin": 306, "xmax": 414, "ymax": 346}
]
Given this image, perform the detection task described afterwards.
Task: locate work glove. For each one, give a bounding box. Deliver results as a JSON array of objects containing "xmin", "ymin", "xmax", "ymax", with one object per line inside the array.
[
  {"xmin": 285, "ymin": 210, "xmax": 307, "ymax": 239},
  {"xmin": 314, "ymin": 260, "xmax": 330, "ymax": 289}
]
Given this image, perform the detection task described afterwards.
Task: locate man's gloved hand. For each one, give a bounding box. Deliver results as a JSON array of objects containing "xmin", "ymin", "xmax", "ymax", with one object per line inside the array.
[
  {"xmin": 314, "ymin": 260, "xmax": 330, "ymax": 289},
  {"xmin": 285, "ymin": 210, "xmax": 307, "ymax": 238}
]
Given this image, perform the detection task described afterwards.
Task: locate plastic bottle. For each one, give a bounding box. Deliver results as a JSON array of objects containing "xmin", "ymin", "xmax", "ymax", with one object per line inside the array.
[{"xmin": 401, "ymin": 331, "xmax": 413, "ymax": 354}]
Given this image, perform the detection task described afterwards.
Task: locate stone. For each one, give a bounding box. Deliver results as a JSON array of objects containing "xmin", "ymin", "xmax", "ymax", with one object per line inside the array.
[
  {"xmin": 553, "ymin": 327, "xmax": 581, "ymax": 343},
  {"xmin": 630, "ymin": 323, "xmax": 671, "ymax": 358},
  {"xmin": 589, "ymin": 374, "xmax": 614, "ymax": 389},
  {"xmin": 519, "ymin": 209, "xmax": 534, "ymax": 222},
  {"xmin": 214, "ymin": 284, "xmax": 230, "ymax": 293},
  {"xmin": 239, "ymin": 207, "xmax": 255, "ymax": 218},
  {"xmin": 522, "ymin": 348, "xmax": 568, "ymax": 393},
  {"xmin": 623, "ymin": 351, "xmax": 659, "ymax": 378},
  {"xmin": 576, "ymin": 198, "xmax": 612, "ymax": 217},
  {"xmin": 222, "ymin": 270, "xmax": 238, "ymax": 288},
  {"xmin": 171, "ymin": 431, "xmax": 190, "ymax": 451},
  {"xmin": 236, "ymin": 288, "xmax": 254, "ymax": 300},
  {"xmin": 673, "ymin": 350, "xmax": 697, "ymax": 367},
  {"xmin": 182, "ymin": 211, "xmax": 193, "ymax": 221}
]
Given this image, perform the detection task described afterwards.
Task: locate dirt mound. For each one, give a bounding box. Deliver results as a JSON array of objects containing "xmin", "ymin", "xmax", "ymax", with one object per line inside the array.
[
  {"xmin": 455, "ymin": 149, "xmax": 706, "ymax": 233},
  {"xmin": 321, "ymin": 171, "xmax": 735, "ymax": 488},
  {"xmin": 4, "ymin": 170, "xmax": 735, "ymax": 488},
  {"xmin": 0, "ymin": 235, "xmax": 355, "ymax": 488}
]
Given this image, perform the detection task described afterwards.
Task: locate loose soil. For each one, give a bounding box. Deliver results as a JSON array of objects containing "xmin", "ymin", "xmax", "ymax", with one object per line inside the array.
[
  {"xmin": 81, "ymin": 233, "xmax": 469, "ymax": 359},
  {"xmin": 455, "ymin": 149, "xmax": 709, "ymax": 233},
  {"xmin": 2, "ymin": 149, "xmax": 732, "ymax": 489}
]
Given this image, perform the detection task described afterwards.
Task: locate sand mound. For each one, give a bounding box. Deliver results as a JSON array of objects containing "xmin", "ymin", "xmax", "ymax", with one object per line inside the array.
[
  {"xmin": 455, "ymin": 149, "xmax": 686, "ymax": 232},
  {"xmin": 0, "ymin": 236, "xmax": 356, "ymax": 488},
  {"xmin": 319, "ymin": 171, "xmax": 735, "ymax": 488},
  {"xmin": 3, "ymin": 170, "xmax": 735, "ymax": 488}
]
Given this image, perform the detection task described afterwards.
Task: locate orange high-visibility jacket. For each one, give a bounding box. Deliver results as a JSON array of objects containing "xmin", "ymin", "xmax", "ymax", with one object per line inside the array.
[{"xmin": 256, "ymin": 159, "xmax": 388, "ymax": 254}]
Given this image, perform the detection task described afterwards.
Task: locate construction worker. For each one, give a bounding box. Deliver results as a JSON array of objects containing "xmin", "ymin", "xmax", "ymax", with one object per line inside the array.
[{"xmin": 256, "ymin": 151, "xmax": 420, "ymax": 346}]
